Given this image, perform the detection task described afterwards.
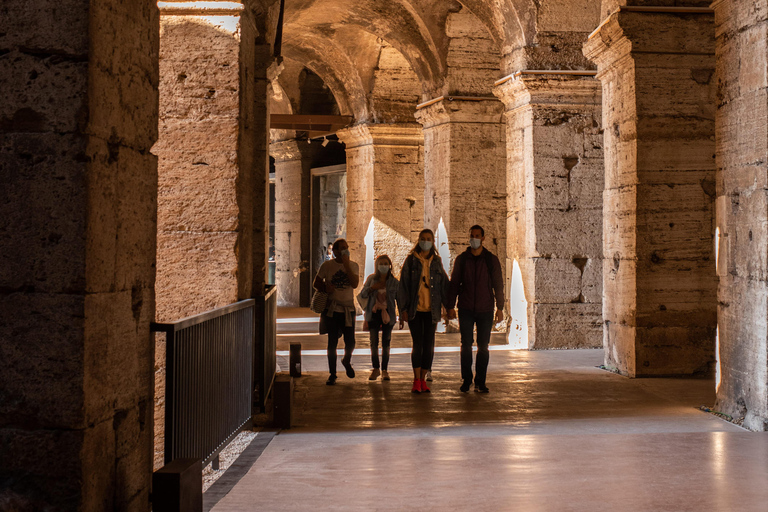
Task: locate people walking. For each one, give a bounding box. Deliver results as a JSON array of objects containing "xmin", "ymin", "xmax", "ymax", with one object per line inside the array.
[
  {"xmin": 399, "ymin": 229, "xmax": 450, "ymax": 394},
  {"xmin": 447, "ymin": 225, "xmax": 505, "ymax": 393},
  {"xmin": 358, "ymin": 255, "xmax": 399, "ymax": 381},
  {"xmin": 313, "ymin": 238, "xmax": 360, "ymax": 385}
]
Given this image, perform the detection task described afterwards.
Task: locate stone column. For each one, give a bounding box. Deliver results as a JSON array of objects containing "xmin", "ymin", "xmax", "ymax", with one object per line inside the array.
[
  {"xmin": 494, "ymin": 74, "xmax": 604, "ymax": 349},
  {"xmin": 337, "ymin": 124, "xmax": 424, "ymax": 281},
  {"xmin": 415, "ymin": 99, "xmax": 507, "ymax": 281},
  {"xmin": 712, "ymin": 0, "xmax": 768, "ymax": 430},
  {"xmin": 270, "ymin": 140, "xmax": 314, "ymax": 307},
  {"xmin": 584, "ymin": 7, "xmax": 717, "ymax": 377},
  {"xmin": 155, "ymin": 8, "xmax": 250, "ymax": 321},
  {"xmin": 0, "ymin": 1, "xmax": 158, "ymax": 509}
]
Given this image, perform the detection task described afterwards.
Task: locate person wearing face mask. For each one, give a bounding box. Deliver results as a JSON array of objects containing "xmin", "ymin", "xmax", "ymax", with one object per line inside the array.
[
  {"xmin": 313, "ymin": 238, "xmax": 360, "ymax": 385},
  {"xmin": 358, "ymin": 255, "xmax": 400, "ymax": 381},
  {"xmin": 398, "ymin": 229, "xmax": 450, "ymax": 393},
  {"xmin": 446, "ymin": 225, "xmax": 505, "ymax": 393}
]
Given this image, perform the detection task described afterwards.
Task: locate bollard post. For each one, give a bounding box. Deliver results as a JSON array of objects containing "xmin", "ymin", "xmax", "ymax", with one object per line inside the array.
[
  {"xmin": 152, "ymin": 458, "xmax": 202, "ymax": 512},
  {"xmin": 289, "ymin": 343, "xmax": 302, "ymax": 377}
]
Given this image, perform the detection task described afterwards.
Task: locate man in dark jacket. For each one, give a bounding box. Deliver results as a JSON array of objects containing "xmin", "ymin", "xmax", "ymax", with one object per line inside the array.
[{"xmin": 447, "ymin": 225, "xmax": 505, "ymax": 393}]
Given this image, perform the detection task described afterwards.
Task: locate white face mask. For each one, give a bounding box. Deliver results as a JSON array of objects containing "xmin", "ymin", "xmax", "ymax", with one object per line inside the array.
[
  {"xmin": 469, "ymin": 238, "xmax": 482, "ymax": 250},
  {"xmin": 419, "ymin": 240, "xmax": 433, "ymax": 252},
  {"xmin": 378, "ymin": 264, "xmax": 390, "ymax": 274},
  {"xmin": 340, "ymin": 249, "xmax": 350, "ymax": 257}
]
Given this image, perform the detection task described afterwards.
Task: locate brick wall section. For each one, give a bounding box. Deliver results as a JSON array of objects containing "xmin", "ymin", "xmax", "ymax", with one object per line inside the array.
[
  {"xmin": 496, "ymin": 75, "xmax": 604, "ymax": 349},
  {"xmin": 0, "ymin": 1, "xmax": 158, "ymax": 509},
  {"xmin": 712, "ymin": 0, "xmax": 768, "ymax": 431},
  {"xmin": 585, "ymin": 10, "xmax": 717, "ymax": 376}
]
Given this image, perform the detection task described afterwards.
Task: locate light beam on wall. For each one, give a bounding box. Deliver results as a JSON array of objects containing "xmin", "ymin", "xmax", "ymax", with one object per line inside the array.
[
  {"xmin": 436, "ymin": 218, "xmax": 451, "ymax": 333},
  {"xmin": 715, "ymin": 227, "xmax": 721, "ymax": 392},
  {"xmin": 507, "ymin": 259, "xmax": 528, "ymax": 349},
  {"xmin": 364, "ymin": 218, "xmax": 375, "ymax": 283}
]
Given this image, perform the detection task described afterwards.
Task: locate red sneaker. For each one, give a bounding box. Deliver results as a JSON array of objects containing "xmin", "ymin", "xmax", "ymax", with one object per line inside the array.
[
  {"xmin": 411, "ymin": 379, "xmax": 422, "ymax": 393},
  {"xmin": 420, "ymin": 379, "xmax": 430, "ymax": 393}
]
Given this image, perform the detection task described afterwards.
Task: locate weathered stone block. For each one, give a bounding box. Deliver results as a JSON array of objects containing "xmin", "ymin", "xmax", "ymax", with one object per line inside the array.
[{"xmin": 531, "ymin": 303, "xmax": 603, "ymax": 349}]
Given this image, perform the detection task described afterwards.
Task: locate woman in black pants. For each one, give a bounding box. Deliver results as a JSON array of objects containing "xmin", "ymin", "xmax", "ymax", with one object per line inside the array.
[{"xmin": 398, "ymin": 229, "xmax": 450, "ymax": 393}]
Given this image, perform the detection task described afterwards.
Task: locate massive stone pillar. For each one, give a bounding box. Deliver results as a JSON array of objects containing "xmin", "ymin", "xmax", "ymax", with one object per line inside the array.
[
  {"xmin": 712, "ymin": 0, "xmax": 768, "ymax": 430},
  {"xmin": 338, "ymin": 124, "xmax": 424, "ymax": 280},
  {"xmin": 270, "ymin": 140, "xmax": 315, "ymax": 306},
  {"xmin": 153, "ymin": 3, "xmax": 273, "ymax": 467},
  {"xmin": 0, "ymin": 1, "xmax": 158, "ymax": 510},
  {"xmin": 495, "ymin": 74, "xmax": 604, "ymax": 349},
  {"xmin": 415, "ymin": 99, "xmax": 506, "ymax": 278},
  {"xmin": 584, "ymin": 7, "xmax": 717, "ymax": 376},
  {"xmin": 155, "ymin": 7, "xmax": 257, "ymax": 321}
]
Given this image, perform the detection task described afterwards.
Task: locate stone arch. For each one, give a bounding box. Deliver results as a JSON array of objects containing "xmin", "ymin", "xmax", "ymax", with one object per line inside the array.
[{"xmin": 282, "ymin": 35, "xmax": 366, "ymax": 119}]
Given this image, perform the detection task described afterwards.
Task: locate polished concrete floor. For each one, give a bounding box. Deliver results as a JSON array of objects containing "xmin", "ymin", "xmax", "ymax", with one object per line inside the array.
[{"xmin": 211, "ymin": 319, "xmax": 768, "ymax": 511}]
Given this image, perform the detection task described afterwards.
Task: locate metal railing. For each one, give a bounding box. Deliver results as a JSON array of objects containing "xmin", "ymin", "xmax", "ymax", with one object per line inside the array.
[
  {"xmin": 253, "ymin": 285, "xmax": 278, "ymax": 412},
  {"xmin": 152, "ymin": 300, "xmax": 255, "ymax": 466}
]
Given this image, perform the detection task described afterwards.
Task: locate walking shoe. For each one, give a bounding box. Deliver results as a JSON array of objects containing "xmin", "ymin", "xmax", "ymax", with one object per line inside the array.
[
  {"xmin": 420, "ymin": 379, "xmax": 431, "ymax": 393},
  {"xmin": 460, "ymin": 381, "xmax": 471, "ymax": 393},
  {"xmin": 425, "ymin": 370, "xmax": 432, "ymax": 382},
  {"xmin": 475, "ymin": 385, "xmax": 490, "ymax": 393},
  {"xmin": 326, "ymin": 375, "xmax": 337, "ymax": 386},
  {"xmin": 411, "ymin": 379, "xmax": 422, "ymax": 393},
  {"xmin": 382, "ymin": 370, "xmax": 390, "ymax": 381},
  {"xmin": 369, "ymin": 369, "xmax": 381, "ymax": 381},
  {"xmin": 341, "ymin": 358, "xmax": 355, "ymax": 378}
]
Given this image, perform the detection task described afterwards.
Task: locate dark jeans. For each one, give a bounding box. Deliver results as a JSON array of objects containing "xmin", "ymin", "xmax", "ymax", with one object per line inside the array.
[
  {"xmin": 459, "ymin": 309, "xmax": 493, "ymax": 387},
  {"xmin": 327, "ymin": 311, "xmax": 355, "ymax": 375},
  {"xmin": 369, "ymin": 311, "xmax": 392, "ymax": 370},
  {"xmin": 409, "ymin": 311, "xmax": 436, "ymax": 370}
]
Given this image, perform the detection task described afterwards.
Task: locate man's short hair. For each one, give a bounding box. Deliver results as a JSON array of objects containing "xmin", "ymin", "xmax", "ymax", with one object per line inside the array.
[
  {"xmin": 332, "ymin": 238, "xmax": 346, "ymax": 252},
  {"xmin": 469, "ymin": 225, "xmax": 484, "ymax": 237}
]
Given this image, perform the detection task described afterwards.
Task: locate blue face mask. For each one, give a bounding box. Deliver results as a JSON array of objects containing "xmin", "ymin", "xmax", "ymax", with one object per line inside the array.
[
  {"xmin": 469, "ymin": 238, "xmax": 482, "ymax": 250},
  {"xmin": 378, "ymin": 264, "xmax": 390, "ymax": 274},
  {"xmin": 419, "ymin": 240, "xmax": 433, "ymax": 252}
]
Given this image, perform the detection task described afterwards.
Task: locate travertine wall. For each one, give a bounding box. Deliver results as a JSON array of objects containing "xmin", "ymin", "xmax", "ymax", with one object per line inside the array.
[
  {"xmin": 712, "ymin": 0, "xmax": 768, "ymax": 431},
  {"xmin": 271, "ymin": 140, "xmax": 314, "ymax": 306},
  {"xmin": 0, "ymin": 1, "xmax": 158, "ymax": 509},
  {"xmin": 496, "ymin": 75, "xmax": 604, "ymax": 349},
  {"xmin": 153, "ymin": 8, "xmax": 272, "ymax": 467},
  {"xmin": 339, "ymin": 124, "xmax": 425, "ymax": 281},
  {"xmin": 585, "ymin": 9, "xmax": 717, "ymax": 376},
  {"xmin": 155, "ymin": 15, "xmax": 244, "ymax": 322}
]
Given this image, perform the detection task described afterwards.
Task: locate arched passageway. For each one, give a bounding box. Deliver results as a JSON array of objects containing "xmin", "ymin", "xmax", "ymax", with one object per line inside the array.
[{"xmin": 3, "ymin": 1, "xmax": 768, "ymax": 510}]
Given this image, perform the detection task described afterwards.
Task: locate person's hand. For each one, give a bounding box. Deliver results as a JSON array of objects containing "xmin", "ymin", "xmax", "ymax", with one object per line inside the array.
[
  {"xmin": 399, "ymin": 311, "xmax": 408, "ymax": 328},
  {"xmin": 495, "ymin": 309, "xmax": 504, "ymax": 324},
  {"xmin": 341, "ymin": 252, "xmax": 351, "ymax": 265},
  {"xmin": 446, "ymin": 308, "xmax": 457, "ymax": 320}
]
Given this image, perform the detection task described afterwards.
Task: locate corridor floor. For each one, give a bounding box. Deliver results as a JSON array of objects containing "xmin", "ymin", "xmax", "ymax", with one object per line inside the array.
[{"xmin": 211, "ymin": 348, "xmax": 768, "ymax": 511}]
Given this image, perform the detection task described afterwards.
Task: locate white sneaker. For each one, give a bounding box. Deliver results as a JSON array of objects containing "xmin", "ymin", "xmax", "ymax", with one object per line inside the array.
[
  {"xmin": 425, "ymin": 370, "xmax": 432, "ymax": 382},
  {"xmin": 382, "ymin": 370, "xmax": 390, "ymax": 381},
  {"xmin": 369, "ymin": 369, "xmax": 381, "ymax": 380}
]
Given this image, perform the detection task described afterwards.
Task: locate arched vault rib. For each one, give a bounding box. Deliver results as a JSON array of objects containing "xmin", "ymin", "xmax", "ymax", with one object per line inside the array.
[
  {"xmin": 283, "ymin": 0, "xmax": 447, "ymax": 93},
  {"xmin": 281, "ymin": 36, "xmax": 368, "ymax": 120}
]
